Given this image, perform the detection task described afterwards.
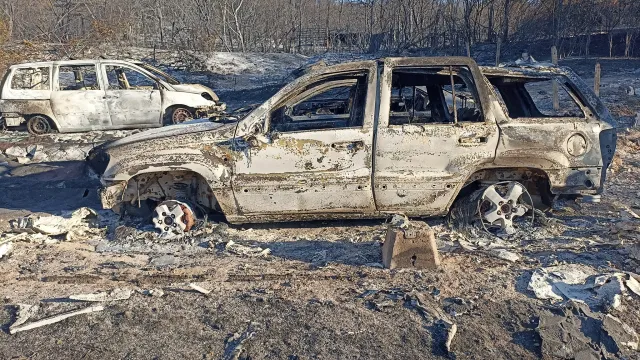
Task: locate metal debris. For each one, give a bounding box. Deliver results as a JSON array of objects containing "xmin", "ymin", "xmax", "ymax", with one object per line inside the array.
[
  {"xmin": 223, "ymin": 322, "xmax": 258, "ymax": 360},
  {"xmin": 225, "ymin": 240, "xmax": 271, "ymax": 257},
  {"xmin": 528, "ymin": 265, "xmax": 634, "ymax": 310},
  {"xmin": 188, "ymin": 283, "xmax": 211, "ymax": 295},
  {"xmin": 68, "ymin": 288, "xmax": 132, "ymax": 302},
  {"xmin": 9, "ymin": 304, "xmax": 40, "ymax": 333},
  {"xmin": 10, "ymin": 207, "xmax": 98, "ymax": 239},
  {"xmin": 9, "ymin": 305, "xmax": 104, "ymax": 335},
  {"xmin": 538, "ymin": 301, "xmax": 639, "ymax": 358},
  {"xmin": 389, "ymin": 214, "xmax": 410, "ymax": 229},
  {"xmin": 602, "ymin": 314, "xmax": 639, "ymax": 351}
]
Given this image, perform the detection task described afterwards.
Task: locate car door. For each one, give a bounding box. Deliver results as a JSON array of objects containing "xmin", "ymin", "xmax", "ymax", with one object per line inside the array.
[
  {"xmin": 102, "ymin": 63, "xmax": 162, "ymax": 128},
  {"xmin": 373, "ymin": 58, "xmax": 500, "ymax": 216},
  {"xmin": 50, "ymin": 63, "xmax": 111, "ymax": 130},
  {"xmin": 232, "ymin": 66, "xmax": 378, "ymax": 216}
]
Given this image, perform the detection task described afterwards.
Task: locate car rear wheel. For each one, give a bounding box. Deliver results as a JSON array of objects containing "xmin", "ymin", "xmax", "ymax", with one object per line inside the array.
[
  {"xmin": 171, "ymin": 108, "xmax": 193, "ymax": 124},
  {"xmin": 27, "ymin": 115, "xmax": 52, "ymax": 135}
]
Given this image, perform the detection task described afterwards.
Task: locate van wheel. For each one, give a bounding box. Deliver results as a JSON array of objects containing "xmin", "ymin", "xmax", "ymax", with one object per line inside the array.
[
  {"xmin": 27, "ymin": 115, "xmax": 52, "ymax": 135},
  {"xmin": 171, "ymin": 108, "xmax": 193, "ymax": 124}
]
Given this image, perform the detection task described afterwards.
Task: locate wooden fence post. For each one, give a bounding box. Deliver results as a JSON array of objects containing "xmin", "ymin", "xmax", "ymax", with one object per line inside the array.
[
  {"xmin": 552, "ymin": 46, "xmax": 559, "ymax": 110},
  {"xmin": 495, "ymin": 37, "xmax": 501, "ymax": 66},
  {"xmin": 594, "ymin": 62, "xmax": 601, "ymax": 97}
]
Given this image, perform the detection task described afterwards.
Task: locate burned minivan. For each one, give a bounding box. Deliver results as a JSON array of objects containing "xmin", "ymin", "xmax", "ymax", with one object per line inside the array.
[
  {"xmin": 0, "ymin": 60, "xmax": 226, "ymax": 134},
  {"xmin": 89, "ymin": 57, "xmax": 616, "ymax": 234}
]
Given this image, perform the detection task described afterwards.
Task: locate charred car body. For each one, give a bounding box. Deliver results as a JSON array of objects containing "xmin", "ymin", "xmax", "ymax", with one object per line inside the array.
[
  {"xmin": 89, "ymin": 57, "xmax": 616, "ymax": 228},
  {"xmin": 0, "ymin": 60, "xmax": 226, "ymax": 134}
]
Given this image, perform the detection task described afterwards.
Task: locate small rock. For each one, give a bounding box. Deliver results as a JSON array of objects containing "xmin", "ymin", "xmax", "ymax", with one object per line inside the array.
[
  {"xmin": 0, "ymin": 242, "xmax": 13, "ymax": 259},
  {"xmin": 16, "ymin": 157, "xmax": 30, "ymax": 164},
  {"xmin": 4, "ymin": 146, "xmax": 27, "ymax": 158},
  {"xmin": 489, "ymin": 248, "xmax": 520, "ymax": 262},
  {"xmin": 143, "ymin": 288, "xmax": 165, "ymax": 297},
  {"xmin": 149, "ymin": 255, "xmax": 178, "ymax": 267}
]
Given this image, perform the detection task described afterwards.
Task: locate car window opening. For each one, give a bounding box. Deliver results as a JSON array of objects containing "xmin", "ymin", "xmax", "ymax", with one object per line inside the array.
[
  {"xmin": 269, "ymin": 73, "xmax": 368, "ymax": 133},
  {"xmin": 11, "ymin": 67, "xmax": 50, "ymax": 90},
  {"xmin": 389, "ymin": 66, "xmax": 482, "ymax": 126},
  {"xmin": 487, "ymin": 75, "xmax": 586, "ymax": 119},
  {"xmin": 106, "ymin": 66, "xmax": 158, "ymax": 91},
  {"xmin": 59, "ymin": 65, "xmax": 99, "ymax": 91}
]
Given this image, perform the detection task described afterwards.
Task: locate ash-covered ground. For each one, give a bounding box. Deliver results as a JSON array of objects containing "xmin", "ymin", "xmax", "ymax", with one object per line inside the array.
[{"xmin": 0, "ymin": 51, "xmax": 640, "ymax": 360}]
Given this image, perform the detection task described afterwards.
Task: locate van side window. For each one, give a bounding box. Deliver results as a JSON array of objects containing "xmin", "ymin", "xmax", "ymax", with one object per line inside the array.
[
  {"xmin": 11, "ymin": 67, "xmax": 50, "ymax": 90},
  {"xmin": 59, "ymin": 65, "xmax": 100, "ymax": 91},
  {"xmin": 488, "ymin": 76, "xmax": 585, "ymax": 118},
  {"xmin": 389, "ymin": 67, "xmax": 482, "ymax": 125},
  {"xmin": 105, "ymin": 66, "xmax": 157, "ymax": 90}
]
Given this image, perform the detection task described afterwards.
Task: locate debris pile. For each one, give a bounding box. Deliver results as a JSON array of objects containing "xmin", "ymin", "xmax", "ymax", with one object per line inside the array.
[
  {"xmin": 528, "ymin": 264, "xmax": 640, "ymax": 310},
  {"xmin": 9, "ymin": 207, "xmax": 102, "ymax": 242},
  {"xmin": 537, "ymin": 301, "xmax": 638, "ymax": 358},
  {"xmin": 358, "ymin": 288, "xmax": 458, "ymax": 354}
]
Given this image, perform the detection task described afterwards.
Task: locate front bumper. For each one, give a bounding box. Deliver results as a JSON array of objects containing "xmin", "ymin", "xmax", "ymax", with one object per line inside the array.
[
  {"xmin": 99, "ymin": 181, "xmax": 127, "ymax": 210},
  {"xmin": 195, "ymin": 103, "xmax": 227, "ymax": 119}
]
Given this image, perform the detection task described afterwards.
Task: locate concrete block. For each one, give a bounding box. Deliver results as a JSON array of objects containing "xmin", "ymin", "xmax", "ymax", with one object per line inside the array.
[{"xmin": 382, "ymin": 223, "xmax": 440, "ymax": 269}]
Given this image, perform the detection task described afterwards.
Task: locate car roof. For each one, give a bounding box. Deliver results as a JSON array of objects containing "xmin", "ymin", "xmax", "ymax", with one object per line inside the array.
[
  {"xmin": 10, "ymin": 59, "xmax": 140, "ymax": 68},
  {"xmin": 480, "ymin": 64, "xmax": 571, "ymax": 77}
]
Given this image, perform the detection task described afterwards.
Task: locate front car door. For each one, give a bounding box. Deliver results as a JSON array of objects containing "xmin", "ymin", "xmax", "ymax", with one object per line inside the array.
[
  {"xmin": 101, "ymin": 63, "xmax": 162, "ymax": 128},
  {"xmin": 50, "ymin": 63, "xmax": 111, "ymax": 131},
  {"xmin": 232, "ymin": 62, "xmax": 378, "ymax": 220},
  {"xmin": 374, "ymin": 58, "xmax": 500, "ymax": 216}
]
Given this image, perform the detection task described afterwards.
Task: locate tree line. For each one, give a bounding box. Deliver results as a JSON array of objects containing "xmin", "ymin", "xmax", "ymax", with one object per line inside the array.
[{"xmin": 0, "ymin": 0, "xmax": 639, "ymax": 58}]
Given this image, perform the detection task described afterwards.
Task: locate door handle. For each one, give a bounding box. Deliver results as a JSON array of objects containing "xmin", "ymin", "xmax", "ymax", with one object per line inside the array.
[
  {"xmin": 331, "ymin": 141, "xmax": 365, "ymax": 151},
  {"xmin": 458, "ymin": 135, "xmax": 488, "ymax": 144}
]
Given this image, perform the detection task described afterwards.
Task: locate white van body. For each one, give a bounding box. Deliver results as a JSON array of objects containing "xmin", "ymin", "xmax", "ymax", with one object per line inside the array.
[{"xmin": 0, "ymin": 59, "xmax": 226, "ymax": 134}]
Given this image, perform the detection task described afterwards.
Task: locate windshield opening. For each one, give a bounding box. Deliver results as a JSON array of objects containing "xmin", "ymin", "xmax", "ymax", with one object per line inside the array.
[{"xmin": 138, "ymin": 63, "xmax": 180, "ymax": 85}]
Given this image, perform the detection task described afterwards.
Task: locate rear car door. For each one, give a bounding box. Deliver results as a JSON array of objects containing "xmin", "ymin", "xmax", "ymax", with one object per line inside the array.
[
  {"xmin": 232, "ymin": 65, "xmax": 378, "ymax": 217},
  {"xmin": 50, "ymin": 63, "xmax": 111, "ymax": 130},
  {"xmin": 102, "ymin": 63, "xmax": 162, "ymax": 127},
  {"xmin": 373, "ymin": 58, "xmax": 499, "ymax": 215}
]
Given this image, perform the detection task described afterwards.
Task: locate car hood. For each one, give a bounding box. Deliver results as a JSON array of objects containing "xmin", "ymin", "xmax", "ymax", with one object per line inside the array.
[
  {"xmin": 99, "ymin": 121, "xmax": 234, "ymax": 151},
  {"xmin": 171, "ymin": 84, "xmax": 220, "ymax": 102}
]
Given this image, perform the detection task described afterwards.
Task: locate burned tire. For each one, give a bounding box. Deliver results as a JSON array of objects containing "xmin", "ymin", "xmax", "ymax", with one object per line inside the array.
[
  {"xmin": 27, "ymin": 115, "xmax": 52, "ymax": 135},
  {"xmin": 169, "ymin": 107, "xmax": 193, "ymax": 125}
]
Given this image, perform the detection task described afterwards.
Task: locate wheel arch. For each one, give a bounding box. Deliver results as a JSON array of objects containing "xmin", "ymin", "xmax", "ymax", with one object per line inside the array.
[
  {"xmin": 108, "ymin": 166, "xmax": 237, "ymax": 217},
  {"xmin": 448, "ymin": 167, "xmax": 554, "ymax": 211}
]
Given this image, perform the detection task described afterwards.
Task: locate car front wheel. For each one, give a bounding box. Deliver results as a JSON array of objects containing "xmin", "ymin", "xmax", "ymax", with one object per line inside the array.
[{"xmin": 170, "ymin": 108, "xmax": 193, "ymax": 124}]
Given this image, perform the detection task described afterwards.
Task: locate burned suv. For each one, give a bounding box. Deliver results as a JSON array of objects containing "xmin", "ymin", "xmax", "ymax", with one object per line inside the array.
[{"xmin": 89, "ymin": 57, "xmax": 616, "ymax": 232}]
